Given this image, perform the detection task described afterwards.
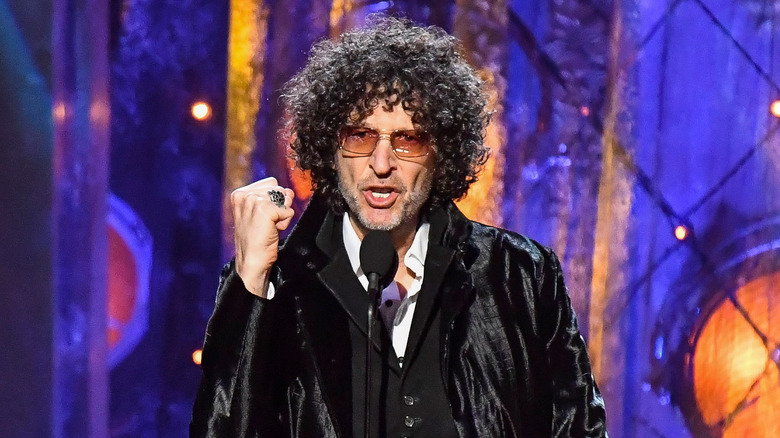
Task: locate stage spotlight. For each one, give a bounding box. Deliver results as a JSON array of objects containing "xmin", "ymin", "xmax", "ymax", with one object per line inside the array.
[
  {"xmin": 191, "ymin": 101, "xmax": 212, "ymax": 121},
  {"xmin": 53, "ymin": 102, "xmax": 66, "ymax": 121},
  {"xmin": 580, "ymin": 106, "xmax": 590, "ymax": 117},
  {"xmin": 770, "ymin": 100, "xmax": 780, "ymax": 118},
  {"xmin": 192, "ymin": 349, "xmax": 203, "ymax": 365},
  {"xmin": 674, "ymin": 225, "xmax": 689, "ymax": 241}
]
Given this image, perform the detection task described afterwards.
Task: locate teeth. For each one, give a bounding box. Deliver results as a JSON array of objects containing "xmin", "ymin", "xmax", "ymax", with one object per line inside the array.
[{"xmin": 372, "ymin": 191, "xmax": 390, "ymax": 199}]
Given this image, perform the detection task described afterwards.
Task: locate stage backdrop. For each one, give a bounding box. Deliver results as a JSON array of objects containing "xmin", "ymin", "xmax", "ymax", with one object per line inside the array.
[{"xmin": 1, "ymin": 0, "xmax": 778, "ymax": 437}]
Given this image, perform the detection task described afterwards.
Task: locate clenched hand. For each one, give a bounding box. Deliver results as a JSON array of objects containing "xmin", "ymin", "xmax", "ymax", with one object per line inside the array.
[{"xmin": 230, "ymin": 177, "xmax": 295, "ymax": 297}]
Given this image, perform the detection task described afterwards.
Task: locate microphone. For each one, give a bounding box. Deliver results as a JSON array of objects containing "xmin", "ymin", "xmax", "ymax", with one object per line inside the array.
[
  {"xmin": 358, "ymin": 230, "xmax": 398, "ymax": 438},
  {"xmin": 359, "ymin": 230, "xmax": 398, "ymax": 294}
]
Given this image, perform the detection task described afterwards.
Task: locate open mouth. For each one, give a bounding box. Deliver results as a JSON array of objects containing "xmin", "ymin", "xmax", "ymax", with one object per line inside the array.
[{"xmin": 363, "ymin": 187, "xmax": 398, "ymax": 207}]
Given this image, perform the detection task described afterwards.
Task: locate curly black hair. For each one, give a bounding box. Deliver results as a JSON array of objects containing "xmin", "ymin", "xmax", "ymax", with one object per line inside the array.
[{"xmin": 281, "ymin": 15, "xmax": 490, "ymax": 213}]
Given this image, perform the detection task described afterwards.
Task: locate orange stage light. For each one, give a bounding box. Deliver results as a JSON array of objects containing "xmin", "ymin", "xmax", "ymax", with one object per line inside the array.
[
  {"xmin": 191, "ymin": 101, "xmax": 212, "ymax": 121},
  {"xmin": 674, "ymin": 225, "xmax": 688, "ymax": 241},
  {"xmin": 192, "ymin": 349, "xmax": 203, "ymax": 365},
  {"xmin": 770, "ymin": 100, "xmax": 780, "ymax": 118},
  {"xmin": 692, "ymin": 272, "xmax": 780, "ymax": 438}
]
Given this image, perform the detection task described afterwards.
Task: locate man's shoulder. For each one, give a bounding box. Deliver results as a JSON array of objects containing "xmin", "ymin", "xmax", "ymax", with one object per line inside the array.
[
  {"xmin": 467, "ymin": 220, "xmax": 558, "ymax": 268},
  {"xmin": 462, "ymin": 220, "xmax": 567, "ymax": 320}
]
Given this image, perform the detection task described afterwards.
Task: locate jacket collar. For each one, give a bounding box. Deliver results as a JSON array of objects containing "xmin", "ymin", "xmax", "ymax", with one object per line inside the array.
[
  {"xmin": 428, "ymin": 202, "xmax": 478, "ymax": 327},
  {"xmin": 279, "ymin": 193, "xmax": 476, "ymax": 264},
  {"xmin": 276, "ymin": 193, "xmax": 332, "ymax": 268}
]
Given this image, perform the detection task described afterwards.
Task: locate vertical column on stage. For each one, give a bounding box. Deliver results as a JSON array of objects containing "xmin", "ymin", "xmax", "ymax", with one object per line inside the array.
[
  {"xmin": 453, "ymin": 0, "xmax": 508, "ymax": 227},
  {"xmin": 588, "ymin": 1, "xmax": 637, "ymax": 434},
  {"xmin": 52, "ymin": 0, "xmax": 110, "ymax": 436},
  {"xmin": 539, "ymin": 0, "xmax": 611, "ymax": 330},
  {"xmin": 223, "ymin": 0, "xmax": 268, "ymax": 259}
]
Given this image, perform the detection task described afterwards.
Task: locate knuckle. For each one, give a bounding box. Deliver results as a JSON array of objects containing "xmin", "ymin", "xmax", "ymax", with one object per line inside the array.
[
  {"xmin": 231, "ymin": 187, "xmax": 248, "ymax": 201},
  {"xmin": 260, "ymin": 176, "xmax": 278, "ymax": 186},
  {"xmin": 230, "ymin": 193, "xmax": 241, "ymax": 207}
]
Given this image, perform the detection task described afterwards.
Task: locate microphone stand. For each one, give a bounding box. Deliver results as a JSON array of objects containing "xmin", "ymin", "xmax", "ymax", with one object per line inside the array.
[
  {"xmin": 365, "ymin": 273, "xmax": 381, "ymax": 438},
  {"xmin": 359, "ymin": 230, "xmax": 397, "ymax": 438}
]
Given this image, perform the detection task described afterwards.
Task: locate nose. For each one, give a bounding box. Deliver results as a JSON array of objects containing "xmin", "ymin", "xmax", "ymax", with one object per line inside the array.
[{"xmin": 368, "ymin": 135, "xmax": 398, "ymax": 176}]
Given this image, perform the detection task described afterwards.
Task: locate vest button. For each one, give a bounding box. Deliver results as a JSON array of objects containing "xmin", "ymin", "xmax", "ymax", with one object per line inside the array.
[
  {"xmin": 404, "ymin": 415, "xmax": 415, "ymax": 427},
  {"xmin": 403, "ymin": 395, "xmax": 415, "ymax": 406}
]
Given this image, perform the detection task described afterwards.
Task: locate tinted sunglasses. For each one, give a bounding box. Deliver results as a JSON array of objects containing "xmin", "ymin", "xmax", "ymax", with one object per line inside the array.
[{"xmin": 338, "ymin": 126, "xmax": 433, "ymax": 159}]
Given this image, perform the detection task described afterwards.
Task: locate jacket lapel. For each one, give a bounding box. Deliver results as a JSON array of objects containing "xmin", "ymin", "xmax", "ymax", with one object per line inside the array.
[
  {"xmin": 431, "ymin": 204, "xmax": 479, "ymax": 385},
  {"xmin": 315, "ymin": 216, "xmax": 402, "ymax": 374},
  {"xmin": 276, "ymin": 197, "xmax": 356, "ymax": 437},
  {"xmin": 400, "ymin": 243, "xmax": 455, "ymax": 370},
  {"xmin": 290, "ymin": 278, "xmax": 352, "ymax": 437},
  {"xmin": 316, "ymin": 251, "xmax": 382, "ymax": 351}
]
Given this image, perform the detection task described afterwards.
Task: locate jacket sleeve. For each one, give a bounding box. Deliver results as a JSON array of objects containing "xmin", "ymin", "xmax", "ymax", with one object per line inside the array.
[
  {"xmin": 540, "ymin": 250, "xmax": 609, "ymax": 438},
  {"xmin": 190, "ymin": 260, "xmax": 284, "ymax": 437}
]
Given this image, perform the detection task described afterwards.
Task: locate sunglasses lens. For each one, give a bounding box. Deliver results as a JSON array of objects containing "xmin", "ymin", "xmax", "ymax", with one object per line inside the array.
[
  {"xmin": 392, "ymin": 130, "xmax": 430, "ymax": 157},
  {"xmin": 340, "ymin": 127, "xmax": 379, "ymax": 154}
]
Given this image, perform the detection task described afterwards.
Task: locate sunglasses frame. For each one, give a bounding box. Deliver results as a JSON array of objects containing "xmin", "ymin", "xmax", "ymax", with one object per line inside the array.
[{"xmin": 338, "ymin": 125, "xmax": 433, "ymax": 160}]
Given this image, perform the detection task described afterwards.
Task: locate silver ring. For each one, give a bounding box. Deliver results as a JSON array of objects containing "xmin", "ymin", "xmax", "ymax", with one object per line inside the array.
[{"xmin": 268, "ymin": 189, "xmax": 285, "ymax": 208}]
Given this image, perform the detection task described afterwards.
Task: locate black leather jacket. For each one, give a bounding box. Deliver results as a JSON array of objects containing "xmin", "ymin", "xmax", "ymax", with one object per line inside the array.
[{"xmin": 191, "ymin": 195, "xmax": 608, "ymax": 437}]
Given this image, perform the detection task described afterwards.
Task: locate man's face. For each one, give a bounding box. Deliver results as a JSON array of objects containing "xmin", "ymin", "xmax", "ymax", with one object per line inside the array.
[{"xmin": 336, "ymin": 105, "xmax": 435, "ymax": 237}]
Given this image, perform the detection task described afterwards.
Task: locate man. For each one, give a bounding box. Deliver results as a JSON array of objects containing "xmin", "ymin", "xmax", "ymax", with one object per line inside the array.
[{"xmin": 191, "ymin": 16, "xmax": 607, "ymax": 438}]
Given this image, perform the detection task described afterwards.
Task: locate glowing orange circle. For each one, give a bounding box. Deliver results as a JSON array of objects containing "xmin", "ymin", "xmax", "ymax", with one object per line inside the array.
[
  {"xmin": 770, "ymin": 100, "xmax": 780, "ymax": 118},
  {"xmin": 191, "ymin": 101, "xmax": 212, "ymax": 121},
  {"xmin": 692, "ymin": 272, "xmax": 780, "ymax": 437},
  {"xmin": 674, "ymin": 225, "xmax": 688, "ymax": 241},
  {"xmin": 192, "ymin": 349, "xmax": 203, "ymax": 365}
]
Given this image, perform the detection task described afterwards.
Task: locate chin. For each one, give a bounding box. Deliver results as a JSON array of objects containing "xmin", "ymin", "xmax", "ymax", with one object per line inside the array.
[{"xmin": 355, "ymin": 210, "xmax": 403, "ymax": 232}]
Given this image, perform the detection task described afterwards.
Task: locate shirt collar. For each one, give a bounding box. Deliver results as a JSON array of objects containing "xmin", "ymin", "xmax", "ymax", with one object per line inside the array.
[{"xmin": 342, "ymin": 213, "xmax": 429, "ymax": 292}]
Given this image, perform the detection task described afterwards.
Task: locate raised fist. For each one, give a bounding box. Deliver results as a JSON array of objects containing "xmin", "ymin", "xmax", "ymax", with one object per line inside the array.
[{"xmin": 230, "ymin": 177, "xmax": 295, "ymax": 297}]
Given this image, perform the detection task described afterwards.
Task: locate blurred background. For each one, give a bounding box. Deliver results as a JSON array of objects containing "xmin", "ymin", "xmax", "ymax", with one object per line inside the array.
[{"xmin": 1, "ymin": 0, "xmax": 779, "ymax": 436}]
